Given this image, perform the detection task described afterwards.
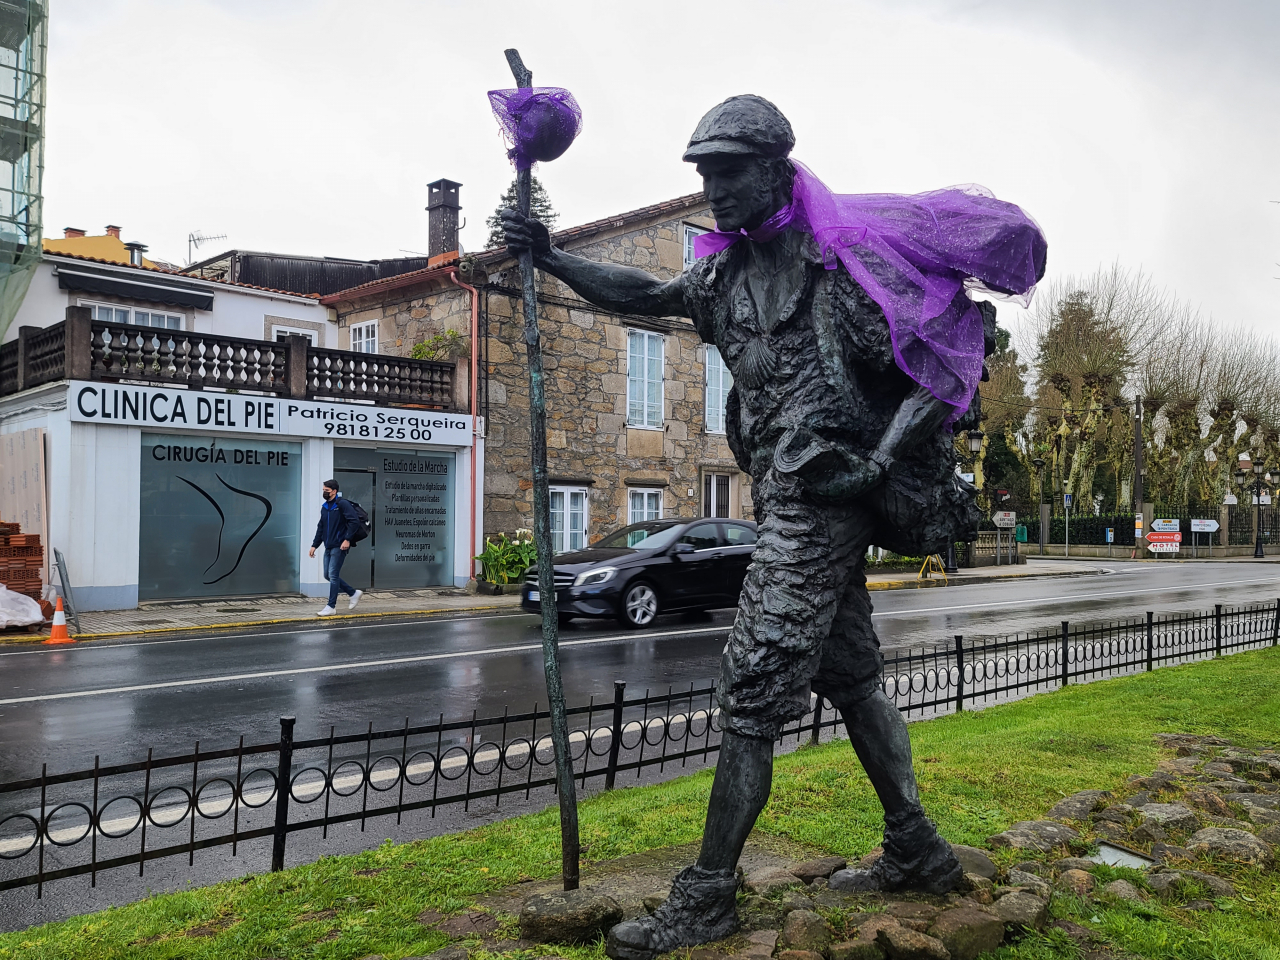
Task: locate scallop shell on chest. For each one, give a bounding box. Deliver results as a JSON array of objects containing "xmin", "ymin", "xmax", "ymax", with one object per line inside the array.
[{"xmin": 734, "ymin": 336, "xmax": 778, "ymax": 391}]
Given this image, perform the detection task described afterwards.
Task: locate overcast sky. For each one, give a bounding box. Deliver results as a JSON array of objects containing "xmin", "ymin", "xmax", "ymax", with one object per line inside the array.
[{"xmin": 46, "ymin": 0, "xmax": 1279, "ymax": 337}]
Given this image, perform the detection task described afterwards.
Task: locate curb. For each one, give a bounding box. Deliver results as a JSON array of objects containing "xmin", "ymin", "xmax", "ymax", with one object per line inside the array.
[
  {"xmin": 866, "ymin": 567, "xmax": 1110, "ymax": 592},
  {"xmin": 3, "ymin": 601, "xmax": 528, "ymax": 645}
]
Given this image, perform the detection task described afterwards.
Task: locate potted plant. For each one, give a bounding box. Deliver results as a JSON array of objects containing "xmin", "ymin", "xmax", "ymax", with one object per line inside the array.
[{"xmin": 474, "ymin": 529, "xmax": 536, "ymax": 594}]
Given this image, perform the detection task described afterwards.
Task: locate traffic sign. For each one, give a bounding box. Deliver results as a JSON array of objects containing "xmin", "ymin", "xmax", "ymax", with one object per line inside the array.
[
  {"xmin": 1190, "ymin": 519, "xmax": 1220, "ymax": 533},
  {"xmin": 1064, "ymin": 493, "xmax": 1073, "ymax": 509},
  {"xmin": 1146, "ymin": 531, "xmax": 1182, "ymax": 543},
  {"xmin": 1151, "ymin": 518, "xmax": 1180, "ymax": 532},
  {"xmin": 1147, "ymin": 542, "xmax": 1181, "ymax": 553},
  {"xmin": 992, "ymin": 511, "xmax": 1017, "ymax": 528},
  {"xmin": 1106, "ymin": 528, "xmax": 1114, "ymax": 543}
]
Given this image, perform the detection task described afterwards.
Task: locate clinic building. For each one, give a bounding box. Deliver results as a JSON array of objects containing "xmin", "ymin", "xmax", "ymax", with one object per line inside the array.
[{"xmin": 0, "ymin": 253, "xmax": 482, "ymax": 610}]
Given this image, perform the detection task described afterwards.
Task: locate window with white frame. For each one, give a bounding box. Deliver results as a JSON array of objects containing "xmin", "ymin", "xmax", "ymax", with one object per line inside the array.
[
  {"xmin": 80, "ymin": 300, "xmax": 181, "ymax": 329},
  {"xmin": 627, "ymin": 329, "xmax": 663, "ymax": 428},
  {"xmin": 133, "ymin": 309, "xmax": 182, "ymax": 330},
  {"xmin": 550, "ymin": 486, "xmax": 587, "ymax": 554},
  {"xmin": 273, "ymin": 324, "xmax": 317, "ymax": 345},
  {"xmin": 628, "ymin": 488, "xmax": 663, "ymax": 525},
  {"xmin": 683, "ymin": 224, "xmax": 709, "ymax": 270},
  {"xmin": 351, "ymin": 320, "xmax": 378, "ymax": 354},
  {"xmin": 705, "ymin": 345, "xmax": 732, "ymax": 434}
]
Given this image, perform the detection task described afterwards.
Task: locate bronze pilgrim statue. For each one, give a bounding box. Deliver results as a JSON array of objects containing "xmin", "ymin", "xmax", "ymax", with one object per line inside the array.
[{"xmin": 503, "ymin": 94, "xmax": 1047, "ymax": 960}]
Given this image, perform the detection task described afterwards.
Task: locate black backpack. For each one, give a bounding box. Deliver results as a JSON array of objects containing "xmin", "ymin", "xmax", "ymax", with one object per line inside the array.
[{"xmin": 342, "ymin": 498, "xmax": 371, "ymax": 544}]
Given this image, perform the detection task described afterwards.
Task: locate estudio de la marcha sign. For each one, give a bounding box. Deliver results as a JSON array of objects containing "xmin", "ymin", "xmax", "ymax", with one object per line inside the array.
[{"xmin": 67, "ymin": 381, "xmax": 475, "ymax": 445}]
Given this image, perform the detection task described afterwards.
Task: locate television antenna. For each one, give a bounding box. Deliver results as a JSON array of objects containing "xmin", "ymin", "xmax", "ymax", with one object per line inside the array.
[{"xmin": 187, "ymin": 230, "xmax": 228, "ymax": 266}]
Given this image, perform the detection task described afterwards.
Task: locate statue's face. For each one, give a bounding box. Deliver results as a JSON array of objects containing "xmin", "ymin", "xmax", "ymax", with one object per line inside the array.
[{"xmin": 695, "ymin": 155, "xmax": 787, "ymax": 233}]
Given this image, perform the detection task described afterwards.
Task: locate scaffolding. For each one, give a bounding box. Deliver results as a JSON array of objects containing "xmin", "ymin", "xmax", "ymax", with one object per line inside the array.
[{"xmin": 0, "ymin": 0, "xmax": 44, "ymax": 341}]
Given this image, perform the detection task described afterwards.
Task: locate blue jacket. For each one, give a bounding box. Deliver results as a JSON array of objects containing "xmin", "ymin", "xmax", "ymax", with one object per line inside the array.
[{"xmin": 313, "ymin": 497, "xmax": 361, "ymax": 550}]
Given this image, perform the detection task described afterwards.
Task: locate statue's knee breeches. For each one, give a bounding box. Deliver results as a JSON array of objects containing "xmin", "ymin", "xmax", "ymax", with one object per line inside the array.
[{"xmin": 717, "ymin": 472, "xmax": 879, "ymax": 739}]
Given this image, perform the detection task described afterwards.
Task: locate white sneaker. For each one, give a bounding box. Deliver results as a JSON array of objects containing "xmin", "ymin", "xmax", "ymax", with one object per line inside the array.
[
  {"xmin": 318, "ymin": 605, "xmax": 336, "ymax": 617},
  {"xmin": 348, "ymin": 590, "xmax": 363, "ymax": 610}
]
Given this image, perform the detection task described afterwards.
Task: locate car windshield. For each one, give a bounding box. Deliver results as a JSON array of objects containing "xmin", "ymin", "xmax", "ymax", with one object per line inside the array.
[{"xmin": 597, "ymin": 521, "xmax": 684, "ymax": 551}]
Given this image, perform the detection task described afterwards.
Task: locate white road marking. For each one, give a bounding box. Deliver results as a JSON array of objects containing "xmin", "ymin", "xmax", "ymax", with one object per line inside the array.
[
  {"xmin": 4, "ymin": 575, "xmax": 1275, "ymax": 701},
  {"xmin": 869, "ymin": 574, "xmax": 1280, "ymax": 618},
  {"xmin": 0, "ymin": 627, "xmax": 733, "ymax": 705}
]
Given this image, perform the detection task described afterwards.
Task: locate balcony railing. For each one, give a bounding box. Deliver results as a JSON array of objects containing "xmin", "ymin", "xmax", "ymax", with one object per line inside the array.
[{"xmin": 0, "ymin": 307, "xmax": 458, "ymax": 410}]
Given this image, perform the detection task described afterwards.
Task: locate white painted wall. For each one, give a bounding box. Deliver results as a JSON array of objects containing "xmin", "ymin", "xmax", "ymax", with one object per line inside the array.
[
  {"xmin": 299, "ymin": 437, "xmax": 332, "ymax": 598},
  {"xmin": 454, "ymin": 437, "xmax": 485, "ymax": 586},
  {"xmin": 1, "ymin": 261, "xmax": 68, "ymax": 344},
  {"xmin": 2, "ymin": 384, "xmax": 483, "ymax": 608}
]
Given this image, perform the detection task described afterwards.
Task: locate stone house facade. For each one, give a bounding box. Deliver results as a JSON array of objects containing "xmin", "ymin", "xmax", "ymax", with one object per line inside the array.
[{"xmin": 322, "ymin": 192, "xmax": 753, "ymax": 549}]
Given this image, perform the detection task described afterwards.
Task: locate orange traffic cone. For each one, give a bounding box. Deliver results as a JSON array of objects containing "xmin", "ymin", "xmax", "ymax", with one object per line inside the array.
[{"xmin": 44, "ymin": 596, "xmax": 73, "ymax": 644}]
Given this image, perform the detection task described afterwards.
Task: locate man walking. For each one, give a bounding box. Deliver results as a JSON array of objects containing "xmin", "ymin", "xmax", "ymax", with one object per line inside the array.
[{"xmin": 309, "ymin": 479, "xmax": 363, "ymax": 617}]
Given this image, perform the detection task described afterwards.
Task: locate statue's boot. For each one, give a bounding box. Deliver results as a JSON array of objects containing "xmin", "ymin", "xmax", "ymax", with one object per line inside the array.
[
  {"xmin": 828, "ymin": 813, "xmax": 962, "ymax": 894},
  {"xmin": 607, "ymin": 732, "xmax": 773, "ymax": 960},
  {"xmin": 605, "ymin": 865, "xmax": 740, "ymax": 960},
  {"xmin": 827, "ymin": 688, "xmax": 962, "ymax": 894}
]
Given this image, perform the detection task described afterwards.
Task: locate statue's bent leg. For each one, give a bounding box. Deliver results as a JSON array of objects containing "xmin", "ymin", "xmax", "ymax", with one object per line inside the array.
[
  {"xmin": 606, "ymin": 732, "xmax": 771, "ymax": 960},
  {"xmin": 607, "ymin": 475, "xmax": 846, "ymax": 960},
  {"xmin": 818, "ymin": 570, "xmax": 961, "ymax": 894}
]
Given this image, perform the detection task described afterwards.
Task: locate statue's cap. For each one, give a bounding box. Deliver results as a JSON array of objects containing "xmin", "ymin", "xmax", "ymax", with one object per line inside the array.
[{"xmin": 683, "ymin": 95, "xmax": 794, "ymax": 162}]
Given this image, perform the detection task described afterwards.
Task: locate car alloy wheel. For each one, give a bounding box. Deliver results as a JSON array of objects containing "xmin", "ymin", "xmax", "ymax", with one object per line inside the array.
[{"xmin": 621, "ymin": 582, "xmax": 659, "ymax": 628}]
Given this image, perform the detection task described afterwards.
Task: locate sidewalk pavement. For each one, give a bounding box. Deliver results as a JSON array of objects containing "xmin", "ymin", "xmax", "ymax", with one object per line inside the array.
[{"xmin": 7, "ymin": 557, "xmax": 1114, "ymax": 643}]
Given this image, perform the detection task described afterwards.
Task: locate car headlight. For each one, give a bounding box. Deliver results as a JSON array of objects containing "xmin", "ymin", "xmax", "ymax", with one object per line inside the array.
[{"xmin": 574, "ymin": 566, "xmax": 618, "ymax": 587}]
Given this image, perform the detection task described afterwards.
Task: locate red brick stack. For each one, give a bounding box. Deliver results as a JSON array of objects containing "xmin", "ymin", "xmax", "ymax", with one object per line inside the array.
[{"xmin": 0, "ymin": 521, "xmax": 44, "ymax": 602}]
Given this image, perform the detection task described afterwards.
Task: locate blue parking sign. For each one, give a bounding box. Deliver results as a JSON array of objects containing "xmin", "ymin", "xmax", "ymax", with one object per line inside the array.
[{"xmin": 1106, "ymin": 528, "xmax": 1114, "ymax": 543}]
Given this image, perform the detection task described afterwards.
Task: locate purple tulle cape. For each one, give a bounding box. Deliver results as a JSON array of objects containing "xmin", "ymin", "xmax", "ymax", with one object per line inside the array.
[{"xmin": 694, "ymin": 161, "xmax": 1046, "ymax": 418}]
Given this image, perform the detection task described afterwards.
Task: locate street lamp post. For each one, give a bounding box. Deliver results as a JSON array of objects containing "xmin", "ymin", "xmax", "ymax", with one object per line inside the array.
[
  {"xmin": 1032, "ymin": 456, "xmax": 1046, "ymax": 556},
  {"xmin": 1236, "ymin": 462, "xmax": 1269, "ymax": 559},
  {"xmin": 949, "ymin": 430, "xmax": 985, "ymax": 573}
]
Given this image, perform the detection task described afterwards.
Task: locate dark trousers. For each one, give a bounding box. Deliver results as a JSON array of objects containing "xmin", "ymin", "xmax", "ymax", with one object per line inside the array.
[{"xmin": 323, "ymin": 547, "xmax": 356, "ymax": 607}]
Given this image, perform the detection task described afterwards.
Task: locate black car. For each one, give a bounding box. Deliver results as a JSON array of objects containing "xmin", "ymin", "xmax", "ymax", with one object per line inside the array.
[{"xmin": 521, "ymin": 518, "xmax": 758, "ymax": 628}]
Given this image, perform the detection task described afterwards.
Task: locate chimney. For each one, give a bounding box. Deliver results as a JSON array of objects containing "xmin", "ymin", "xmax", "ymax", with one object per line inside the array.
[
  {"xmin": 64, "ymin": 227, "xmax": 85, "ymax": 238},
  {"xmin": 426, "ymin": 178, "xmax": 462, "ymax": 259},
  {"xmin": 124, "ymin": 241, "xmax": 147, "ymax": 267},
  {"xmin": 105, "ymin": 225, "xmax": 121, "ymax": 239}
]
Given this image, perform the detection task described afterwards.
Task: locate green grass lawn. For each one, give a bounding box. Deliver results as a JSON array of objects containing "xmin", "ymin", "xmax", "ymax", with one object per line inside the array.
[{"xmin": 4, "ymin": 646, "xmax": 1279, "ymax": 960}]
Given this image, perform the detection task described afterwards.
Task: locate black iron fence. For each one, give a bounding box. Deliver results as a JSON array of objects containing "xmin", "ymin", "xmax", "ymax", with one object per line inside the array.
[
  {"xmin": 1014, "ymin": 505, "xmax": 1280, "ymax": 550},
  {"xmin": 3, "ymin": 601, "xmax": 1278, "ymax": 898}
]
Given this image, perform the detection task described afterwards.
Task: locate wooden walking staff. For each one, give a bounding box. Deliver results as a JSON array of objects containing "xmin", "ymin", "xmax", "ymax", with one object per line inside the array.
[{"xmin": 494, "ymin": 47, "xmax": 581, "ymax": 890}]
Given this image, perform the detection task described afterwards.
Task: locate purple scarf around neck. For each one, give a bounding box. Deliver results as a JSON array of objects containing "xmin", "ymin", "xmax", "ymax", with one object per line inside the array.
[{"xmin": 693, "ymin": 161, "xmax": 1046, "ymax": 420}]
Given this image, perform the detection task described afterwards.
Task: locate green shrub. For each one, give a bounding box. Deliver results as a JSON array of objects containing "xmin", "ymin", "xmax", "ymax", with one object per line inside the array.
[{"xmin": 409, "ymin": 330, "xmax": 470, "ymax": 362}]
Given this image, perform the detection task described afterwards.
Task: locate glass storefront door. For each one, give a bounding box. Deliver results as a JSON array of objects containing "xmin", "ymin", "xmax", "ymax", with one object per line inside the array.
[
  {"xmin": 332, "ymin": 468, "xmax": 374, "ymax": 591},
  {"xmin": 139, "ymin": 434, "xmax": 302, "ymax": 600},
  {"xmin": 333, "ymin": 447, "xmax": 455, "ymax": 588}
]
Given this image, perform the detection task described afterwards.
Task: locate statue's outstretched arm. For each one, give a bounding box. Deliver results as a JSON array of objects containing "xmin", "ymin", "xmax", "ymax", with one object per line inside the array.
[{"xmin": 502, "ymin": 210, "xmax": 689, "ymax": 319}]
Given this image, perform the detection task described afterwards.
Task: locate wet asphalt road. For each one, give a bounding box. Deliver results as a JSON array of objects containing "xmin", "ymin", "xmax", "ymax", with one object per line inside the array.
[
  {"xmin": 2, "ymin": 559, "xmax": 1278, "ymax": 928},
  {"xmin": 5, "ymin": 559, "xmax": 1278, "ymax": 781}
]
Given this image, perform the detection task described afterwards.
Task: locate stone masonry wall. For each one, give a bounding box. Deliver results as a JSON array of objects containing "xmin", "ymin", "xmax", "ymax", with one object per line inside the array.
[{"xmin": 335, "ymin": 197, "xmax": 753, "ymax": 548}]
